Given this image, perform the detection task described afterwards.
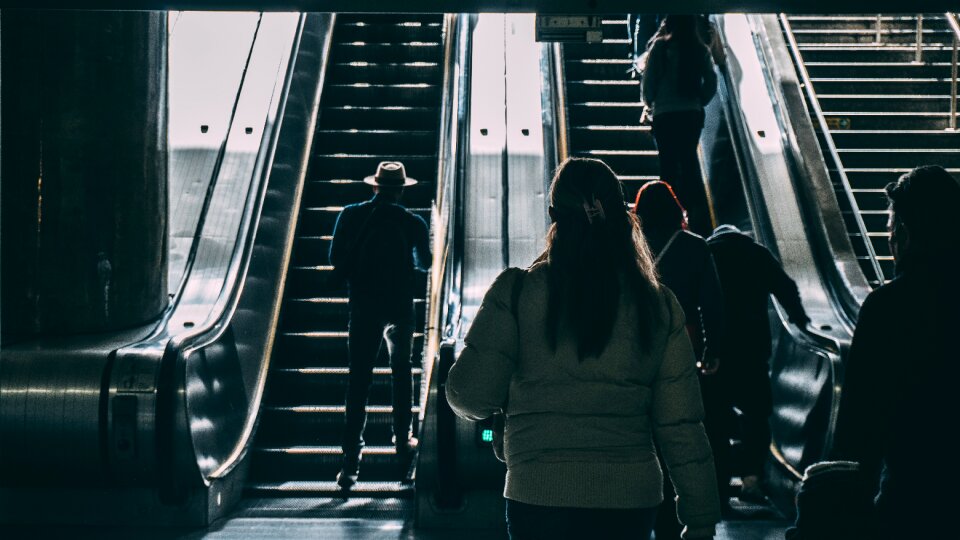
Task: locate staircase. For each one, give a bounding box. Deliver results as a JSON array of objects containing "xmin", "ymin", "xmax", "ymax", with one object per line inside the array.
[
  {"xmin": 561, "ymin": 17, "xmax": 660, "ymax": 203},
  {"xmin": 247, "ymin": 14, "xmax": 446, "ymax": 497},
  {"xmin": 783, "ymin": 14, "xmax": 960, "ymax": 285}
]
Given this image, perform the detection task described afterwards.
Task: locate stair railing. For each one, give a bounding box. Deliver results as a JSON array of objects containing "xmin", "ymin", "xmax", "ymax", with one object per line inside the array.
[
  {"xmin": 780, "ymin": 15, "xmax": 886, "ymax": 286},
  {"xmin": 947, "ymin": 12, "xmax": 959, "ymax": 130},
  {"xmin": 915, "ymin": 14, "xmax": 924, "ymax": 63}
]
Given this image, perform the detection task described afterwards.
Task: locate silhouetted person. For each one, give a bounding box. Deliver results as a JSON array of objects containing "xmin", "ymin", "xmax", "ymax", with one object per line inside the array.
[
  {"xmin": 635, "ymin": 180, "xmax": 725, "ymax": 538},
  {"xmin": 831, "ymin": 165, "xmax": 960, "ymax": 539},
  {"xmin": 447, "ymin": 158, "xmax": 720, "ymax": 540},
  {"xmin": 706, "ymin": 224, "xmax": 809, "ymax": 503},
  {"xmin": 640, "ymin": 15, "xmax": 718, "ymax": 236},
  {"xmin": 329, "ymin": 161, "xmax": 431, "ymax": 489}
]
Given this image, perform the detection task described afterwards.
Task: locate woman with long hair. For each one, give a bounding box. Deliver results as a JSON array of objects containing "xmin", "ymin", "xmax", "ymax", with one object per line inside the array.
[
  {"xmin": 641, "ymin": 15, "xmax": 718, "ymax": 236},
  {"xmin": 634, "ymin": 180, "xmax": 728, "ymax": 537},
  {"xmin": 446, "ymin": 158, "xmax": 720, "ymax": 540}
]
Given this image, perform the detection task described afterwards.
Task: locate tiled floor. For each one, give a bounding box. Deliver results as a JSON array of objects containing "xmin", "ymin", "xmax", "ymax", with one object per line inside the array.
[{"xmin": 1, "ymin": 497, "xmax": 790, "ymax": 539}]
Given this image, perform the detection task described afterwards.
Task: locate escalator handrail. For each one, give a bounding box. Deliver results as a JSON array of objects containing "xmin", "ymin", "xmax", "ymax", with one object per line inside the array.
[
  {"xmin": 779, "ymin": 14, "xmax": 887, "ymax": 287},
  {"xmin": 419, "ymin": 13, "xmax": 473, "ymax": 511},
  {"xmin": 154, "ymin": 14, "xmax": 334, "ymax": 493}
]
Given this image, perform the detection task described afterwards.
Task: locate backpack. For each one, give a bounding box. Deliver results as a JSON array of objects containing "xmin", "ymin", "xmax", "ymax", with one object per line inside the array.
[{"xmin": 347, "ymin": 206, "xmax": 413, "ymax": 288}]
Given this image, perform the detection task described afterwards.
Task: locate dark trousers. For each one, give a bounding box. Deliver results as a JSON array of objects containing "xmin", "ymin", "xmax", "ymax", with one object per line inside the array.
[
  {"xmin": 507, "ymin": 499, "xmax": 657, "ymax": 540},
  {"xmin": 725, "ymin": 364, "xmax": 773, "ymax": 477},
  {"xmin": 342, "ymin": 303, "xmax": 415, "ymax": 459},
  {"xmin": 651, "ymin": 109, "xmax": 712, "ymax": 236}
]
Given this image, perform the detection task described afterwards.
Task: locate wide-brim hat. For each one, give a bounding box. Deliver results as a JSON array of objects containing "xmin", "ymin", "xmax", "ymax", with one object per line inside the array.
[{"xmin": 364, "ymin": 161, "xmax": 417, "ymax": 187}]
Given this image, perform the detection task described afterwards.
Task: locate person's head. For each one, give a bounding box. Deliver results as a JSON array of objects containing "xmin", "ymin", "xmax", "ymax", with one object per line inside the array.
[
  {"xmin": 634, "ymin": 180, "xmax": 688, "ymax": 235},
  {"xmin": 885, "ymin": 165, "xmax": 960, "ymax": 270},
  {"xmin": 653, "ymin": 15, "xmax": 699, "ymax": 43},
  {"xmin": 364, "ymin": 161, "xmax": 416, "ymax": 202},
  {"xmin": 650, "ymin": 15, "xmax": 709, "ymax": 98},
  {"xmin": 545, "ymin": 157, "xmax": 660, "ymax": 359}
]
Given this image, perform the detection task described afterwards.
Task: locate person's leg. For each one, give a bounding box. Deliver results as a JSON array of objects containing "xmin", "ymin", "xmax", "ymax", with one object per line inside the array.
[
  {"xmin": 734, "ymin": 363, "xmax": 773, "ymax": 500},
  {"xmin": 580, "ymin": 506, "xmax": 657, "ymax": 540},
  {"xmin": 671, "ymin": 110, "xmax": 712, "ymax": 235},
  {"xmin": 384, "ymin": 315, "xmax": 415, "ymax": 447},
  {"xmin": 700, "ymin": 371, "xmax": 732, "ymax": 505},
  {"xmin": 505, "ymin": 499, "xmax": 571, "ymax": 540},
  {"xmin": 340, "ymin": 309, "xmax": 383, "ymax": 484},
  {"xmin": 652, "ymin": 113, "xmax": 684, "ymax": 188}
]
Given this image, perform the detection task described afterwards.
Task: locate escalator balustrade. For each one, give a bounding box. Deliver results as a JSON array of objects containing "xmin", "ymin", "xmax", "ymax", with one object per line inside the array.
[
  {"xmin": 247, "ymin": 14, "xmax": 445, "ymax": 497},
  {"xmin": 784, "ymin": 14, "xmax": 960, "ymax": 284}
]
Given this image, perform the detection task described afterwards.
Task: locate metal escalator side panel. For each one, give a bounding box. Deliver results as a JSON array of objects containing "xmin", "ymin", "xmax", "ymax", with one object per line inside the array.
[{"xmin": 715, "ymin": 13, "xmax": 851, "ymax": 510}]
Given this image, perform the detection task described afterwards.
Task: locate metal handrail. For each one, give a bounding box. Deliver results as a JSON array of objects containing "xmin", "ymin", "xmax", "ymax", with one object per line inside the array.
[
  {"xmin": 551, "ymin": 42, "xmax": 570, "ymax": 162},
  {"xmin": 946, "ymin": 12, "xmax": 959, "ymax": 130},
  {"xmin": 915, "ymin": 14, "xmax": 924, "ymax": 63},
  {"xmin": 780, "ymin": 15, "xmax": 887, "ymax": 286}
]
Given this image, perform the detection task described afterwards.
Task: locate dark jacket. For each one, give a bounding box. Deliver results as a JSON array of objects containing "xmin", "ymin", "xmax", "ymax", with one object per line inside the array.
[
  {"xmin": 831, "ymin": 261, "xmax": 958, "ymax": 536},
  {"xmin": 648, "ymin": 229, "xmax": 725, "ymax": 360},
  {"xmin": 706, "ymin": 228, "xmax": 808, "ymax": 362},
  {"xmin": 329, "ymin": 195, "xmax": 431, "ymax": 306}
]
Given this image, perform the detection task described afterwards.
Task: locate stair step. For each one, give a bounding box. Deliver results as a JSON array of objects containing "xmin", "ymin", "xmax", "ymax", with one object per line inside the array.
[
  {"xmin": 570, "ymin": 125, "xmax": 656, "ymax": 151},
  {"xmin": 280, "ymin": 293, "xmax": 426, "ymax": 326},
  {"xmin": 246, "ymin": 481, "xmax": 414, "ymax": 497},
  {"xmin": 308, "ymin": 154, "xmax": 436, "ymax": 183},
  {"xmin": 829, "ymin": 130, "xmax": 960, "ymax": 149},
  {"xmin": 327, "ymin": 61, "xmax": 442, "ymax": 84},
  {"xmin": 319, "ymin": 105, "xmax": 438, "ymax": 130},
  {"xmin": 822, "ymin": 111, "xmax": 956, "ymax": 131},
  {"xmin": 334, "ymin": 22, "xmax": 442, "ymax": 42},
  {"xmin": 301, "ymin": 179, "xmax": 436, "ymax": 209},
  {"xmin": 836, "ymin": 148, "xmax": 960, "ymax": 168},
  {"xmin": 816, "ymin": 94, "xmax": 954, "ymax": 113},
  {"xmin": 314, "ymin": 129, "xmax": 438, "ymax": 155},
  {"xmin": 330, "ymin": 42, "xmax": 442, "ymax": 63},
  {"xmin": 322, "ymin": 83, "xmax": 442, "ymax": 108}
]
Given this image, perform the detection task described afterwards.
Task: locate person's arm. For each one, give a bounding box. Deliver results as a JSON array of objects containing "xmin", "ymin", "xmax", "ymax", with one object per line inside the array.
[
  {"xmin": 763, "ymin": 249, "xmax": 810, "ymax": 328},
  {"xmin": 641, "ymin": 41, "xmax": 663, "ymax": 106},
  {"xmin": 699, "ymin": 48, "xmax": 718, "ymax": 106},
  {"xmin": 446, "ymin": 269, "xmax": 520, "ymax": 421},
  {"xmin": 697, "ymin": 247, "xmax": 726, "ymax": 371},
  {"xmin": 328, "ymin": 207, "xmax": 353, "ymax": 269},
  {"xmin": 411, "ymin": 213, "xmax": 432, "ymax": 271},
  {"xmin": 831, "ymin": 293, "xmax": 886, "ymax": 493},
  {"xmin": 652, "ymin": 292, "xmax": 721, "ymax": 539}
]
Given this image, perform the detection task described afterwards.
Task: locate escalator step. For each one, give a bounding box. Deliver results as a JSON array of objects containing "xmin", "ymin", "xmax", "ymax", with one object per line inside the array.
[
  {"xmin": 271, "ymin": 333, "xmax": 426, "ymax": 369},
  {"xmin": 309, "ymin": 154, "xmax": 436, "ymax": 182},
  {"xmin": 320, "ymin": 106, "xmax": 437, "ymax": 130},
  {"xmin": 314, "ymin": 129, "xmax": 438, "ymax": 155},
  {"xmin": 245, "ymin": 480, "xmax": 414, "ymax": 498},
  {"xmin": 301, "ymin": 180, "xmax": 435, "ymax": 211},
  {"xmin": 330, "ymin": 42, "xmax": 442, "ymax": 64}
]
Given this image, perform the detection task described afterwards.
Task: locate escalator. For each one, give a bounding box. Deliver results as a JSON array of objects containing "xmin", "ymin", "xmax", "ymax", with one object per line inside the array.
[
  {"xmin": 247, "ymin": 13, "xmax": 449, "ymax": 498},
  {"xmin": 560, "ymin": 18, "xmax": 659, "ymax": 201},
  {"xmin": 781, "ymin": 13, "xmax": 960, "ymax": 286}
]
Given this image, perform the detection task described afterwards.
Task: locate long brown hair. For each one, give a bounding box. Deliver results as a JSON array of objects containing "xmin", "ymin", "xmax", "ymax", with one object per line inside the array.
[{"xmin": 544, "ymin": 158, "xmax": 661, "ymax": 358}]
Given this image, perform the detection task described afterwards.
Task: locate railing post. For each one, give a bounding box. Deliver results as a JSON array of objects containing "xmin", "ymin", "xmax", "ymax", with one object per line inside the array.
[
  {"xmin": 875, "ymin": 14, "xmax": 883, "ymax": 44},
  {"xmin": 951, "ymin": 35, "xmax": 958, "ymax": 130},
  {"xmin": 915, "ymin": 14, "xmax": 924, "ymax": 63}
]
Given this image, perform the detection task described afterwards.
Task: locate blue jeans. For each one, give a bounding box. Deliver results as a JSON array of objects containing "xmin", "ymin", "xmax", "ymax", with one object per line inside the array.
[{"xmin": 506, "ymin": 499, "xmax": 657, "ymax": 540}]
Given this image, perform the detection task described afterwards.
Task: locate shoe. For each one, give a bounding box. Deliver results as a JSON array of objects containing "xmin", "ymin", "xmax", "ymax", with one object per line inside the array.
[
  {"xmin": 738, "ymin": 475, "xmax": 766, "ymax": 503},
  {"xmin": 392, "ymin": 434, "xmax": 419, "ymax": 456},
  {"xmin": 336, "ymin": 451, "xmax": 362, "ymax": 490}
]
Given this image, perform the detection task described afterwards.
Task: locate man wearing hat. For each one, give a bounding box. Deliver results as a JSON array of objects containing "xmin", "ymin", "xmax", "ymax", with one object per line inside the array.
[{"xmin": 329, "ymin": 161, "xmax": 431, "ymax": 489}]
